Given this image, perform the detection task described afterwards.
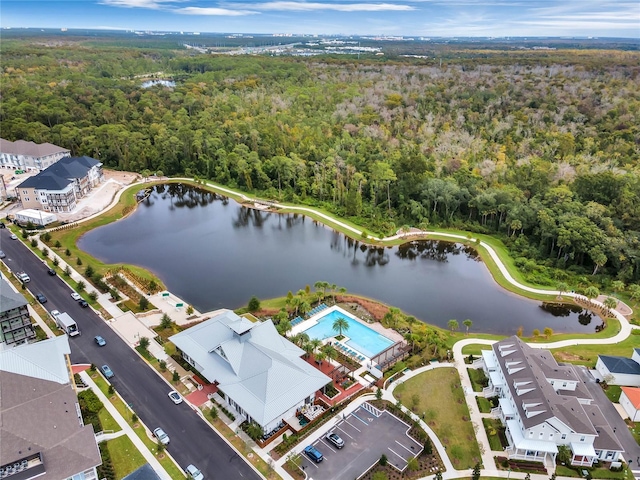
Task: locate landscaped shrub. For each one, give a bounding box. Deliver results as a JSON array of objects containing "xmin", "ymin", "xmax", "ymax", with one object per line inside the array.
[
  {"xmin": 30, "ymin": 239, "xmax": 38, "ymax": 247},
  {"xmin": 96, "ymin": 443, "xmax": 116, "ymax": 480},
  {"xmin": 89, "ymin": 291, "xmax": 98, "ymax": 301},
  {"xmin": 78, "ymin": 390, "xmax": 103, "ymax": 433}
]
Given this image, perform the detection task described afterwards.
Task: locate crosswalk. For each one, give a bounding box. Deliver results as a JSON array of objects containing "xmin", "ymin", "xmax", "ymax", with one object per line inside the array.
[{"xmin": 631, "ymin": 468, "xmax": 640, "ymax": 480}]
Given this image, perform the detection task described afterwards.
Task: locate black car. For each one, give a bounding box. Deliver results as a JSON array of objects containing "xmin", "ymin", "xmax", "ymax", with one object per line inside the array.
[
  {"xmin": 79, "ymin": 300, "xmax": 89, "ymax": 308},
  {"xmin": 36, "ymin": 293, "xmax": 47, "ymax": 304},
  {"xmin": 47, "ymin": 267, "xmax": 56, "ymax": 276},
  {"xmin": 0, "ymin": 222, "xmax": 5, "ymax": 229}
]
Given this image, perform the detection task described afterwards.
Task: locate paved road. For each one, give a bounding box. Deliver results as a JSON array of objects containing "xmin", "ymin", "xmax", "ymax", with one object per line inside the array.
[{"xmin": 0, "ymin": 229, "xmax": 261, "ymax": 480}]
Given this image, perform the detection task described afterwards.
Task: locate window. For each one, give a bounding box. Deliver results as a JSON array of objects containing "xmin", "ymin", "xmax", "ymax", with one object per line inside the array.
[
  {"xmin": 580, "ymin": 436, "xmax": 585, "ymax": 442},
  {"xmin": 561, "ymin": 434, "xmax": 567, "ymax": 440},
  {"xmin": 549, "ymin": 434, "xmax": 554, "ymax": 439},
  {"xmin": 539, "ymin": 432, "xmax": 544, "ymax": 438}
]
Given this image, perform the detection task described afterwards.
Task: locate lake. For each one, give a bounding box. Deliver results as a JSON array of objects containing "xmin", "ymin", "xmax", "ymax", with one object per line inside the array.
[{"xmin": 78, "ymin": 184, "xmax": 601, "ymax": 334}]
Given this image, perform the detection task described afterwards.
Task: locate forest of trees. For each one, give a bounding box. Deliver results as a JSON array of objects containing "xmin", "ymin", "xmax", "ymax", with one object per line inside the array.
[{"xmin": 1, "ymin": 37, "xmax": 639, "ymax": 286}]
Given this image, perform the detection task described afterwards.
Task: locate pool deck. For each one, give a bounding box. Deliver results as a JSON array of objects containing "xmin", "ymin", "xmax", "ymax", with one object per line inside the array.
[{"xmin": 290, "ymin": 305, "xmax": 403, "ymax": 365}]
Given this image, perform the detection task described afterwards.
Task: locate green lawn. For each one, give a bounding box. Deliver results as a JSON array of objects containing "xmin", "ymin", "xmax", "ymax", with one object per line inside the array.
[
  {"xmin": 105, "ymin": 435, "xmax": 146, "ymax": 479},
  {"xmin": 476, "ymin": 396, "xmax": 492, "ymax": 414},
  {"xmin": 393, "ymin": 368, "xmax": 481, "ymax": 469},
  {"xmin": 603, "ymin": 385, "xmax": 622, "ymax": 403},
  {"xmin": 550, "ymin": 333, "xmax": 640, "ymax": 368},
  {"xmin": 97, "ymin": 405, "xmax": 121, "ymax": 433},
  {"xmin": 482, "ymin": 418, "xmax": 505, "ymax": 451},
  {"xmin": 556, "ymin": 465, "xmax": 629, "ymax": 480},
  {"xmin": 467, "ymin": 367, "xmax": 489, "ymax": 392},
  {"xmin": 91, "ymin": 372, "xmax": 185, "ymax": 479}
]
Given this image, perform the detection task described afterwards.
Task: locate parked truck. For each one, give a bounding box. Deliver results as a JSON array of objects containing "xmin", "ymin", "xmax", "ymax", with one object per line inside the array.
[
  {"xmin": 53, "ymin": 311, "xmax": 80, "ymax": 337},
  {"xmin": 16, "ymin": 272, "xmax": 30, "ymax": 283}
]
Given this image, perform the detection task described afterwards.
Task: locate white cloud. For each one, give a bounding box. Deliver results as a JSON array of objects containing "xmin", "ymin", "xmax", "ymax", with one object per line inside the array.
[
  {"xmin": 251, "ymin": 1, "xmax": 415, "ymax": 12},
  {"xmin": 176, "ymin": 6, "xmax": 258, "ymax": 15},
  {"xmin": 99, "ymin": 0, "xmax": 178, "ymax": 9}
]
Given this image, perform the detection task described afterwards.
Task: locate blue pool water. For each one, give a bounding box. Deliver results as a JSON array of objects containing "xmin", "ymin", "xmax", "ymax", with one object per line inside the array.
[{"xmin": 302, "ymin": 309, "xmax": 395, "ymax": 358}]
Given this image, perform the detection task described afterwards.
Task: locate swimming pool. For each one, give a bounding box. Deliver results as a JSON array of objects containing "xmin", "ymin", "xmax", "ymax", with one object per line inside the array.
[{"xmin": 302, "ymin": 309, "xmax": 395, "ymax": 358}]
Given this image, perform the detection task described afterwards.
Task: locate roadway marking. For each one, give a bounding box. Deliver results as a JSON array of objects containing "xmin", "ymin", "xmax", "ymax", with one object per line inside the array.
[
  {"xmin": 305, "ymin": 459, "xmax": 320, "ymax": 469},
  {"xmin": 319, "ymin": 439, "xmax": 336, "ymax": 453},
  {"xmin": 344, "ymin": 419, "xmax": 361, "ymax": 432},
  {"xmin": 336, "ymin": 425, "xmax": 355, "ymax": 439},
  {"xmin": 351, "ymin": 412, "xmax": 368, "ymax": 425},
  {"xmin": 395, "ymin": 440, "xmax": 416, "ymax": 454},
  {"xmin": 387, "ymin": 447, "xmax": 408, "ymax": 463}
]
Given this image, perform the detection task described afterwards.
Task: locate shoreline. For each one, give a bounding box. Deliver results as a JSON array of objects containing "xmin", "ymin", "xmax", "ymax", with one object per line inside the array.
[{"xmin": 39, "ymin": 177, "xmax": 633, "ymax": 341}]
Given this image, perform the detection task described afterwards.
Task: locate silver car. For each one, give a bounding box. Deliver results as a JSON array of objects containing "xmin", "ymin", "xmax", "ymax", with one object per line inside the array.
[{"xmin": 153, "ymin": 427, "xmax": 170, "ymax": 445}]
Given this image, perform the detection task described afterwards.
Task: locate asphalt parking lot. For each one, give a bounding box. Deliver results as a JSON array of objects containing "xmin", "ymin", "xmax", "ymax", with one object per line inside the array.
[{"xmin": 300, "ymin": 403, "xmax": 422, "ymax": 480}]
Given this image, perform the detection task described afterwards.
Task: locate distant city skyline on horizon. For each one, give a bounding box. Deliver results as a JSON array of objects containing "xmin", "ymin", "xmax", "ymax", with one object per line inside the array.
[{"xmin": 1, "ymin": 0, "xmax": 639, "ymax": 38}]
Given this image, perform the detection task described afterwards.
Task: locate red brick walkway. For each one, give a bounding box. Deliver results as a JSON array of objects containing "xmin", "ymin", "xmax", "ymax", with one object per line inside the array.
[{"xmin": 185, "ymin": 383, "xmax": 218, "ymax": 407}]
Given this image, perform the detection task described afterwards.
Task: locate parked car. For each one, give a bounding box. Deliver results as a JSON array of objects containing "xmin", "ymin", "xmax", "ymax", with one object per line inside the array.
[
  {"xmin": 168, "ymin": 390, "xmax": 183, "ymax": 405},
  {"xmin": 325, "ymin": 431, "xmax": 345, "ymax": 449},
  {"xmin": 10, "ymin": 233, "xmax": 18, "ymax": 240},
  {"xmin": 185, "ymin": 464, "xmax": 204, "ymax": 480},
  {"xmin": 17, "ymin": 272, "xmax": 30, "ymax": 283},
  {"xmin": 50, "ymin": 310, "xmax": 61, "ymax": 317},
  {"xmin": 0, "ymin": 221, "xmax": 5, "ymax": 229},
  {"xmin": 101, "ymin": 365, "xmax": 114, "ymax": 379},
  {"xmin": 94, "ymin": 335, "xmax": 106, "ymax": 347},
  {"xmin": 153, "ymin": 427, "xmax": 170, "ymax": 445},
  {"xmin": 0, "ymin": 250, "xmax": 6, "ymax": 258},
  {"xmin": 47, "ymin": 267, "xmax": 56, "ymax": 276},
  {"xmin": 71, "ymin": 292, "xmax": 82, "ymax": 301},
  {"xmin": 36, "ymin": 293, "xmax": 47, "ymax": 304},
  {"xmin": 79, "ymin": 300, "xmax": 89, "ymax": 308},
  {"xmin": 304, "ymin": 445, "xmax": 323, "ymax": 463}
]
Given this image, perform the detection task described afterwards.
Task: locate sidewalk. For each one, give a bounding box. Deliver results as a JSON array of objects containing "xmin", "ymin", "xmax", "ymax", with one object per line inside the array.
[{"xmin": 79, "ymin": 370, "xmax": 172, "ymax": 480}]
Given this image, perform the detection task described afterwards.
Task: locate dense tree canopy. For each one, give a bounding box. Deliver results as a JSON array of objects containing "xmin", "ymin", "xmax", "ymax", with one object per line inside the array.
[{"xmin": 1, "ymin": 38, "xmax": 639, "ymax": 284}]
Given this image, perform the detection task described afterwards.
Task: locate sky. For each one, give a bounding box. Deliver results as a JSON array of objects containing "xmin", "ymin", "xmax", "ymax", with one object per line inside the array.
[{"xmin": 1, "ymin": 0, "xmax": 639, "ymax": 37}]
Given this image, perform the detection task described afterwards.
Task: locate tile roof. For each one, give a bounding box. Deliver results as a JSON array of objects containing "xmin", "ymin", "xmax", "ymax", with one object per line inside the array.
[
  {"xmin": 171, "ymin": 310, "xmax": 331, "ymax": 428},
  {"xmin": 0, "ymin": 277, "xmax": 28, "ymax": 312},
  {"xmin": 621, "ymin": 386, "xmax": 640, "ymax": 409},
  {"xmin": 0, "ymin": 138, "xmax": 69, "ymax": 157}
]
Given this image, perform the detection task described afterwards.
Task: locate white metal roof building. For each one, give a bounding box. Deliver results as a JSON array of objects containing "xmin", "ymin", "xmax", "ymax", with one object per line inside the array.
[{"xmin": 170, "ymin": 310, "xmax": 331, "ymax": 433}]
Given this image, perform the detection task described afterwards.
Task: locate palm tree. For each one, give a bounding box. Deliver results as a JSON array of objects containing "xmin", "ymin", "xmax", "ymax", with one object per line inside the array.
[
  {"xmin": 299, "ymin": 301, "xmax": 311, "ymax": 317},
  {"xmin": 322, "ymin": 344, "xmax": 337, "ymax": 363},
  {"xmin": 303, "ymin": 341, "xmax": 314, "ymax": 358},
  {"xmin": 611, "ymin": 281, "xmax": 625, "ymax": 295},
  {"xmin": 309, "ymin": 338, "xmax": 322, "ymax": 357},
  {"xmin": 585, "ymin": 286, "xmax": 600, "ymax": 301},
  {"xmin": 315, "ymin": 350, "xmax": 327, "ymax": 366},
  {"xmin": 463, "ymin": 319, "xmax": 472, "ymax": 335},
  {"xmin": 603, "ymin": 297, "xmax": 618, "ymax": 316},
  {"xmin": 314, "ymin": 280, "xmax": 330, "ymax": 300},
  {"xmin": 332, "ymin": 316, "xmax": 350, "ymax": 337},
  {"xmin": 556, "ymin": 282, "xmax": 569, "ymax": 298},
  {"xmin": 290, "ymin": 332, "xmax": 309, "ymax": 348},
  {"xmin": 629, "ymin": 284, "xmax": 640, "ymax": 301},
  {"xmin": 447, "ymin": 319, "xmax": 459, "ymax": 332},
  {"xmin": 276, "ymin": 319, "xmax": 292, "ymax": 336}
]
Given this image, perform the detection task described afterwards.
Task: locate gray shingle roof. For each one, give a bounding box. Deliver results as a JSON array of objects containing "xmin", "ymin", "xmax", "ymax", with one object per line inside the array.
[
  {"xmin": 599, "ymin": 355, "xmax": 640, "ymax": 375},
  {"xmin": 170, "ymin": 311, "xmax": 331, "ymax": 428},
  {"xmin": 17, "ymin": 155, "xmax": 100, "ymax": 190},
  {"xmin": 0, "ymin": 277, "xmax": 28, "ymax": 312},
  {"xmin": 0, "ymin": 138, "xmax": 69, "ymax": 157},
  {"xmin": 0, "ymin": 337, "xmax": 101, "ymax": 479},
  {"xmin": 494, "ymin": 336, "xmax": 599, "ymax": 435}
]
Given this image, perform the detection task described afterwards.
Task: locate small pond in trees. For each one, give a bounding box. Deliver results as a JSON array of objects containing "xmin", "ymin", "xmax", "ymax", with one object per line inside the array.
[{"xmin": 78, "ymin": 184, "xmax": 599, "ymax": 335}]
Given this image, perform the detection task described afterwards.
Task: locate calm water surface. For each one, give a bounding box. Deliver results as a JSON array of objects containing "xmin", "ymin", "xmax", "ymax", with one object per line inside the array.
[{"xmin": 78, "ymin": 184, "xmax": 600, "ymax": 334}]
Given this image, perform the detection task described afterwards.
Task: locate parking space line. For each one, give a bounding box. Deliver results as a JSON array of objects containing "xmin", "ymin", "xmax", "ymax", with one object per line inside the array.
[
  {"xmin": 351, "ymin": 412, "xmax": 368, "ymax": 425},
  {"xmin": 387, "ymin": 447, "xmax": 408, "ymax": 463},
  {"xmin": 319, "ymin": 439, "xmax": 336, "ymax": 453},
  {"xmin": 395, "ymin": 440, "xmax": 417, "ymax": 455},
  {"xmin": 336, "ymin": 425, "xmax": 355, "ymax": 439},
  {"xmin": 344, "ymin": 419, "xmax": 362, "ymax": 432}
]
